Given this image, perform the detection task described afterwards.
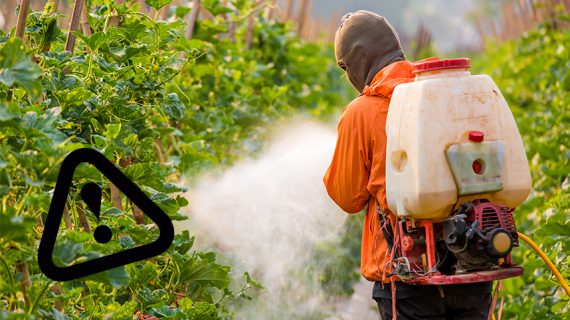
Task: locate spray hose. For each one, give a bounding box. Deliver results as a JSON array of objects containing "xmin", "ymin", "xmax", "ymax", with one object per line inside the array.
[
  {"xmin": 517, "ymin": 232, "xmax": 570, "ymax": 297},
  {"xmin": 490, "ymin": 232, "xmax": 569, "ymax": 320}
]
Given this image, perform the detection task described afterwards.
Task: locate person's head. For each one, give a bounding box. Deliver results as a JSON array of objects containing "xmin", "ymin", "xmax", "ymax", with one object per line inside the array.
[{"xmin": 334, "ymin": 11, "xmax": 405, "ymax": 93}]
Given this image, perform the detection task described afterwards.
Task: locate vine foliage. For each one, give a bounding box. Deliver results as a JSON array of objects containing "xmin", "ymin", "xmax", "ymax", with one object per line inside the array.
[{"xmin": 0, "ymin": 0, "xmax": 347, "ymax": 318}]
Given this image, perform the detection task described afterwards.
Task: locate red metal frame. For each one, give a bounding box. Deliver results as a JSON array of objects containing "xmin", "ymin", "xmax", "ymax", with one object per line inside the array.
[
  {"xmin": 398, "ymin": 220, "xmax": 438, "ymax": 274},
  {"xmin": 403, "ymin": 266, "xmax": 523, "ymax": 285},
  {"xmin": 397, "ymin": 218, "xmax": 522, "ymax": 285}
]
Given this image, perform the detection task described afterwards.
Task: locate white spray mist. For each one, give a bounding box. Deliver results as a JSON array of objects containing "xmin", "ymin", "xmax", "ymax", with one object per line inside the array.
[{"xmin": 180, "ymin": 121, "xmax": 377, "ymax": 319}]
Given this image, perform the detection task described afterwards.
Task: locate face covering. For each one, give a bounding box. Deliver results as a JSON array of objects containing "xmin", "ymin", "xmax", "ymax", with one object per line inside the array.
[{"xmin": 334, "ymin": 10, "xmax": 405, "ymax": 93}]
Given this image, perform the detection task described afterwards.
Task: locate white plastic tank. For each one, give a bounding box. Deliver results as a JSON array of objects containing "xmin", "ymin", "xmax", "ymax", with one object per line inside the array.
[{"xmin": 386, "ymin": 58, "xmax": 532, "ymax": 220}]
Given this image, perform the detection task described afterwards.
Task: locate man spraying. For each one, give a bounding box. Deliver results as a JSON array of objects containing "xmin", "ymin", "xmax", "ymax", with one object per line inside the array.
[{"xmin": 324, "ymin": 11, "xmax": 492, "ymax": 319}]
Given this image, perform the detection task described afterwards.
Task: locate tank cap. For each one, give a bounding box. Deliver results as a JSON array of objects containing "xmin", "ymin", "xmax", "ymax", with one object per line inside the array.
[
  {"xmin": 469, "ymin": 131, "xmax": 484, "ymax": 142},
  {"xmin": 413, "ymin": 58, "xmax": 470, "ymax": 74}
]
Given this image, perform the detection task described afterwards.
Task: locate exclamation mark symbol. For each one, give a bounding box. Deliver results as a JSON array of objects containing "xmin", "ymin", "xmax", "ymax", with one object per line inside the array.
[{"xmin": 81, "ymin": 182, "xmax": 112, "ymax": 244}]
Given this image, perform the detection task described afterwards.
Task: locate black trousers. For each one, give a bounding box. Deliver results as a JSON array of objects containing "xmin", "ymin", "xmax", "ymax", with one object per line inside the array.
[{"xmin": 375, "ymin": 292, "xmax": 492, "ymax": 320}]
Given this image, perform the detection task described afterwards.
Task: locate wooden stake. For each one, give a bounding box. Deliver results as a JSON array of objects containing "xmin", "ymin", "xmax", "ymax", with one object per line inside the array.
[
  {"xmin": 80, "ymin": 0, "xmax": 91, "ymax": 37},
  {"xmin": 15, "ymin": 262, "xmax": 32, "ymax": 307},
  {"xmin": 51, "ymin": 0, "xmax": 60, "ymax": 11},
  {"xmin": 118, "ymin": 157, "xmax": 144, "ymax": 224},
  {"xmin": 59, "ymin": 0, "xmax": 71, "ymax": 30},
  {"xmin": 110, "ymin": 182, "xmax": 123, "ymax": 211},
  {"xmin": 138, "ymin": 0, "xmax": 149, "ymax": 14},
  {"xmin": 283, "ymin": 0, "xmax": 294, "ymax": 21},
  {"xmin": 107, "ymin": 0, "xmax": 125, "ymax": 27},
  {"xmin": 264, "ymin": 0, "xmax": 278, "ymax": 20},
  {"xmin": 132, "ymin": 204, "xmax": 145, "ymax": 224},
  {"xmin": 296, "ymin": 0, "xmax": 310, "ymax": 37},
  {"xmin": 30, "ymin": 0, "xmax": 42, "ymax": 11},
  {"xmin": 15, "ymin": 0, "xmax": 31, "ymax": 39},
  {"xmin": 2, "ymin": 0, "xmax": 17, "ymax": 33},
  {"xmin": 76, "ymin": 203, "xmax": 91, "ymax": 233},
  {"xmin": 63, "ymin": 205, "xmax": 73, "ymax": 230},
  {"xmin": 187, "ymin": 0, "xmax": 201, "ymax": 39},
  {"xmin": 155, "ymin": 139, "xmax": 166, "ymax": 164},
  {"xmin": 161, "ymin": 2, "xmax": 172, "ymax": 20},
  {"xmin": 305, "ymin": 0, "xmax": 313, "ymax": 39},
  {"xmin": 64, "ymin": 0, "xmax": 85, "ymax": 54},
  {"xmin": 326, "ymin": 13, "xmax": 340, "ymax": 42},
  {"xmin": 50, "ymin": 284, "xmax": 64, "ymax": 311}
]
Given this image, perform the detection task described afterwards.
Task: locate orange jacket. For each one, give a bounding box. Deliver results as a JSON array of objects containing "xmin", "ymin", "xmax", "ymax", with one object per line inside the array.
[{"xmin": 323, "ymin": 61, "xmax": 415, "ymax": 282}]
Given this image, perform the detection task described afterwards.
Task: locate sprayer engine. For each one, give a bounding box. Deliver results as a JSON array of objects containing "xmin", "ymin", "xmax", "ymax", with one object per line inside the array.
[
  {"xmin": 392, "ymin": 200, "xmax": 523, "ymax": 284},
  {"xmin": 443, "ymin": 199, "xmax": 518, "ymax": 273}
]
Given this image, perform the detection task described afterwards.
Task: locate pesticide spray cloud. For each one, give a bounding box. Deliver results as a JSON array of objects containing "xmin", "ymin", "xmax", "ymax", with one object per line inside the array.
[{"xmin": 180, "ymin": 121, "xmax": 366, "ymax": 318}]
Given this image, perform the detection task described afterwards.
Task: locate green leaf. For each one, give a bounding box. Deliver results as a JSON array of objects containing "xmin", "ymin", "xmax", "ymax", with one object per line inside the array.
[
  {"xmin": 177, "ymin": 297, "xmax": 193, "ymax": 311},
  {"xmin": 144, "ymin": 0, "xmax": 173, "ymax": 10},
  {"xmin": 161, "ymin": 93, "xmax": 186, "ymax": 122},
  {"xmin": 175, "ymin": 6, "xmax": 191, "ymax": 18},
  {"xmin": 130, "ymin": 262, "xmax": 158, "ymax": 289},
  {"xmin": 0, "ymin": 214, "xmax": 36, "ymax": 241},
  {"xmin": 244, "ymin": 271, "xmax": 263, "ymax": 289},
  {"xmin": 137, "ymin": 287, "xmax": 168, "ymax": 309},
  {"xmin": 172, "ymin": 230, "xmax": 194, "ymax": 254},
  {"xmin": 118, "ymin": 235, "xmax": 135, "ymax": 249},
  {"xmin": 51, "ymin": 239, "xmax": 130, "ymax": 288},
  {"xmin": 74, "ymin": 29, "xmax": 123, "ymax": 52},
  {"xmin": 179, "ymin": 254, "xmax": 230, "ymax": 289},
  {"xmin": 52, "ymin": 240, "xmax": 85, "ymax": 266},
  {"xmin": 125, "ymin": 164, "xmax": 186, "ymax": 194},
  {"xmin": 102, "ymin": 207, "xmax": 123, "ymax": 217},
  {"xmin": 148, "ymin": 305, "xmax": 179, "ymax": 318},
  {"xmin": 105, "ymin": 123, "xmax": 121, "ymax": 140},
  {"xmin": 537, "ymin": 222, "xmax": 570, "ymax": 236},
  {"xmin": 0, "ymin": 101, "xmax": 20, "ymax": 122},
  {"xmin": 82, "ymin": 266, "xmax": 130, "ymax": 289},
  {"xmin": 20, "ymin": 108, "xmax": 67, "ymax": 144},
  {"xmin": 0, "ymin": 38, "xmax": 43, "ymax": 99},
  {"xmin": 202, "ymin": 0, "xmax": 233, "ymax": 16},
  {"xmin": 38, "ymin": 308, "xmax": 72, "ymax": 320}
]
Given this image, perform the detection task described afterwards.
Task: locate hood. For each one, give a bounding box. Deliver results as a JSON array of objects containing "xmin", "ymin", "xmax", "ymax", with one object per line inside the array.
[
  {"xmin": 362, "ymin": 60, "xmax": 415, "ymax": 98},
  {"xmin": 334, "ymin": 10, "xmax": 405, "ymax": 93}
]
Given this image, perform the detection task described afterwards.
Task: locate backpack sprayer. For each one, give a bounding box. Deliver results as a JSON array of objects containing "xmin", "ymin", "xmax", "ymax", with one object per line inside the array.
[{"xmin": 384, "ymin": 58, "xmax": 569, "ymax": 294}]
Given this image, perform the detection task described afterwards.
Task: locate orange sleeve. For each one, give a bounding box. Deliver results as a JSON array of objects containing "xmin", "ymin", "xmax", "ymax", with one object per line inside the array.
[{"xmin": 323, "ymin": 97, "xmax": 376, "ymax": 213}]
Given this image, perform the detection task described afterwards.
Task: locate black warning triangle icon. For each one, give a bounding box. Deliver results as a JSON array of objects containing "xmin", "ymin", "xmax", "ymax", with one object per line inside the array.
[{"xmin": 38, "ymin": 148, "xmax": 174, "ymax": 281}]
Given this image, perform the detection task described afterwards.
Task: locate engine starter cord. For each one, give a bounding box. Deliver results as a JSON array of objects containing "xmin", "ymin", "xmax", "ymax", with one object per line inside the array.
[{"xmin": 517, "ymin": 232, "xmax": 570, "ymax": 297}]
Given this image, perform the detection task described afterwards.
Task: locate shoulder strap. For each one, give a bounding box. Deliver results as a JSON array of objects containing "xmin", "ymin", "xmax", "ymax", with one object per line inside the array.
[{"xmin": 376, "ymin": 200, "xmax": 398, "ymax": 259}]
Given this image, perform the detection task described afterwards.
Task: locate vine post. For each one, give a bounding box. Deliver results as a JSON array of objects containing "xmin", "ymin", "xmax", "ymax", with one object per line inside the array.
[
  {"xmin": 187, "ymin": 0, "xmax": 201, "ymax": 39},
  {"xmin": 282, "ymin": 0, "xmax": 294, "ymax": 21},
  {"xmin": 64, "ymin": 0, "xmax": 85, "ymax": 53},
  {"xmin": 80, "ymin": 1, "xmax": 91, "ymax": 36},
  {"xmin": 14, "ymin": 0, "xmax": 31, "ymax": 39}
]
